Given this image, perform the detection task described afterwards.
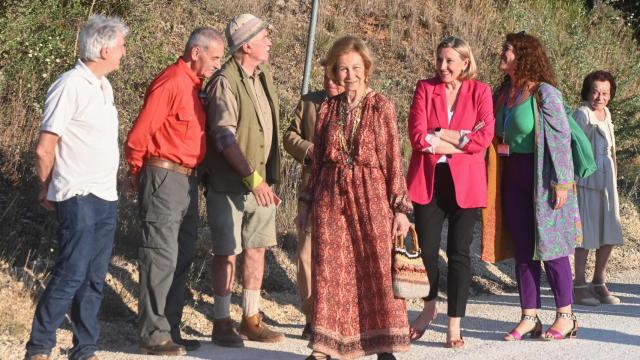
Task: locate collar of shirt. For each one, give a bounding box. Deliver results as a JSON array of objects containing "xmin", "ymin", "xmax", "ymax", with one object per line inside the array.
[
  {"xmin": 75, "ymin": 59, "xmax": 104, "ymax": 86},
  {"xmin": 176, "ymin": 57, "xmax": 203, "ymax": 87},
  {"xmin": 234, "ymin": 58, "xmax": 263, "ymax": 80}
]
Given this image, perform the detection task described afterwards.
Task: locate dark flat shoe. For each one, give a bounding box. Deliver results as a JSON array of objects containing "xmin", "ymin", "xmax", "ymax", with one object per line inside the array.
[
  {"xmin": 301, "ymin": 323, "xmax": 312, "ymax": 340},
  {"xmin": 305, "ymin": 354, "xmax": 331, "ymax": 360},
  {"xmin": 172, "ymin": 336, "xmax": 201, "ymax": 351},
  {"xmin": 377, "ymin": 353, "xmax": 397, "ymax": 360},
  {"xmin": 139, "ymin": 339, "xmax": 186, "ymax": 356}
]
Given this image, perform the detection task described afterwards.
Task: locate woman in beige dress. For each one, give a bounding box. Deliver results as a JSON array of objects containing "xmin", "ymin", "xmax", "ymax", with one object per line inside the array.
[{"xmin": 573, "ymin": 70, "xmax": 624, "ymax": 306}]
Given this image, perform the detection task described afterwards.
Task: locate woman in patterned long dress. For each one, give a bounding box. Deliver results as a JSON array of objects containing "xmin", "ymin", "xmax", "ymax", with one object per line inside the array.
[
  {"xmin": 296, "ymin": 36, "xmax": 412, "ymax": 360},
  {"xmin": 494, "ymin": 32, "xmax": 581, "ymax": 341},
  {"xmin": 573, "ymin": 71, "xmax": 624, "ymax": 306}
]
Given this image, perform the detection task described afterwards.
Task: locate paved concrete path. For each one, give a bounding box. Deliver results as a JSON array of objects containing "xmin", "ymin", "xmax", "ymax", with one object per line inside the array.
[{"xmin": 97, "ymin": 272, "xmax": 640, "ymax": 359}]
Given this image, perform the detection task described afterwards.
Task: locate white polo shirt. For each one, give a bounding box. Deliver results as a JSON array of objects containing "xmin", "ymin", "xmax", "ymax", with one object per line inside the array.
[{"xmin": 42, "ymin": 60, "xmax": 119, "ymax": 202}]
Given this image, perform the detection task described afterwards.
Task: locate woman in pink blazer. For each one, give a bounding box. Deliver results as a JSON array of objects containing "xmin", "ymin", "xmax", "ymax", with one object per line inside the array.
[{"xmin": 406, "ymin": 36, "xmax": 494, "ymax": 348}]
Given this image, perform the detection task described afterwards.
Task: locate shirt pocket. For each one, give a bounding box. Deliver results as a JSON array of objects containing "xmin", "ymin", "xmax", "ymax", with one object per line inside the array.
[{"xmin": 173, "ymin": 108, "xmax": 195, "ymax": 138}]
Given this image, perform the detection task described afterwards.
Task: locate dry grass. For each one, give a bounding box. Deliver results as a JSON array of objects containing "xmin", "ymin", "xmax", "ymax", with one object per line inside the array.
[{"xmin": 0, "ymin": 264, "xmax": 33, "ymax": 340}]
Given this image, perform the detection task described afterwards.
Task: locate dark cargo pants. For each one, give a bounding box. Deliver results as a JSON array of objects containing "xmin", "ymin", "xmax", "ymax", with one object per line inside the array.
[{"xmin": 137, "ymin": 165, "xmax": 198, "ymax": 345}]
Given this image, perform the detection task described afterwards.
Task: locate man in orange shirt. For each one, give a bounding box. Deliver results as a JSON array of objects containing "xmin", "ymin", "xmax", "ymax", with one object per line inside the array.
[{"xmin": 125, "ymin": 27, "xmax": 224, "ymax": 356}]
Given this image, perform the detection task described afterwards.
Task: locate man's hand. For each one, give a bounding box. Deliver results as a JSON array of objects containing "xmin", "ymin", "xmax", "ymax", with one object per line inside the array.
[
  {"xmin": 38, "ymin": 186, "xmax": 54, "ymax": 211},
  {"xmin": 121, "ymin": 172, "xmax": 139, "ymax": 197},
  {"xmin": 252, "ymin": 181, "xmax": 276, "ymax": 207}
]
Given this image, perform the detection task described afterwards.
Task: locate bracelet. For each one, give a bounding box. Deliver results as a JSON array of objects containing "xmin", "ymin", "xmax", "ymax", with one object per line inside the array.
[{"xmin": 242, "ymin": 170, "xmax": 263, "ymax": 190}]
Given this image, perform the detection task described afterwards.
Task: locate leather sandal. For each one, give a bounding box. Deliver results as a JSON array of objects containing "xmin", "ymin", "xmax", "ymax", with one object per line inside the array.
[
  {"xmin": 543, "ymin": 312, "xmax": 578, "ymax": 340},
  {"xmin": 445, "ymin": 335, "xmax": 464, "ymax": 349},
  {"xmin": 504, "ymin": 314, "xmax": 542, "ymax": 341},
  {"xmin": 409, "ymin": 306, "xmax": 438, "ymax": 341},
  {"xmin": 592, "ymin": 283, "xmax": 621, "ymax": 305}
]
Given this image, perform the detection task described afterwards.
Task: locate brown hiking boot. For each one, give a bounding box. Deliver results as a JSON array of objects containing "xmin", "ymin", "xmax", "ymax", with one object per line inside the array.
[
  {"xmin": 212, "ymin": 317, "xmax": 244, "ymax": 348},
  {"xmin": 139, "ymin": 339, "xmax": 186, "ymax": 356},
  {"xmin": 239, "ymin": 312, "xmax": 285, "ymax": 343}
]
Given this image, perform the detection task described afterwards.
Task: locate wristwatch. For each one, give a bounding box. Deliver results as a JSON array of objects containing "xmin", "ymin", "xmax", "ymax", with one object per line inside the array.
[{"xmin": 434, "ymin": 127, "xmax": 442, "ymax": 137}]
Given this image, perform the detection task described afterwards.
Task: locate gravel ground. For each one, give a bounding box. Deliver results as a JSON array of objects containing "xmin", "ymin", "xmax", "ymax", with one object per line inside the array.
[{"xmin": 5, "ymin": 271, "xmax": 635, "ymax": 360}]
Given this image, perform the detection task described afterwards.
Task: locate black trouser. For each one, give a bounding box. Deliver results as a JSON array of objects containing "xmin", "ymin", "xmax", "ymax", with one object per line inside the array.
[
  {"xmin": 138, "ymin": 165, "xmax": 198, "ymax": 345},
  {"xmin": 414, "ymin": 163, "xmax": 478, "ymax": 317}
]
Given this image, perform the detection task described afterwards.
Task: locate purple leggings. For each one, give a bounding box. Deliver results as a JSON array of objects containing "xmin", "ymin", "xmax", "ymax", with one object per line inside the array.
[{"xmin": 501, "ymin": 153, "xmax": 573, "ymax": 309}]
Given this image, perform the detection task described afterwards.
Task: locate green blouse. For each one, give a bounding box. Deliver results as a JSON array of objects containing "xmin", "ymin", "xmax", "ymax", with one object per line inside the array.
[{"xmin": 495, "ymin": 96, "xmax": 535, "ymax": 154}]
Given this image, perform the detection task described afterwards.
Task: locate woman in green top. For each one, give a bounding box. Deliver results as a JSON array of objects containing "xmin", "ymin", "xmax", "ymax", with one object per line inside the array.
[
  {"xmin": 493, "ymin": 32, "xmax": 579, "ymax": 342},
  {"xmin": 494, "ymin": 94, "xmax": 535, "ymax": 154}
]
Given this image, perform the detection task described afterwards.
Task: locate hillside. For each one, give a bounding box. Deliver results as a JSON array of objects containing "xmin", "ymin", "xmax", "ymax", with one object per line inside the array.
[{"xmin": 1, "ymin": 0, "xmax": 639, "ymax": 357}]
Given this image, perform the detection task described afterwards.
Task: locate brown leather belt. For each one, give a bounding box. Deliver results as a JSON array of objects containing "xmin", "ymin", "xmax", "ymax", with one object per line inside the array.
[{"xmin": 144, "ymin": 157, "xmax": 194, "ymax": 176}]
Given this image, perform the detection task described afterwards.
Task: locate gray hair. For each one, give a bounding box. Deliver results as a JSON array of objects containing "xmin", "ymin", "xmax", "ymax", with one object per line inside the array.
[
  {"xmin": 184, "ymin": 27, "xmax": 224, "ymax": 54},
  {"xmin": 79, "ymin": 14, "xmax": 129, "ymax": 61}
]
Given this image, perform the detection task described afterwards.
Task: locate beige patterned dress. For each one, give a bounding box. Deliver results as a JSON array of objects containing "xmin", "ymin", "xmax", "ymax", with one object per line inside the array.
[{"xmin": 301, "ymin": 91, "xmax": 412, "ymax": 359}]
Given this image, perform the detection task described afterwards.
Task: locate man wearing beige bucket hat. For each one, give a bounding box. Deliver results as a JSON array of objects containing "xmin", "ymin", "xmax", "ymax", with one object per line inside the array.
[{"xmin": 202, "ymin": 13, "xmax": 283, "ymax": 347}]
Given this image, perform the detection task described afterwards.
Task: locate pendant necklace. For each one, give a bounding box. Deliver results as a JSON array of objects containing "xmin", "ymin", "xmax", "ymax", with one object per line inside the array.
[{"xmin": 337, "ymin": 91, "xmax": 369, "ymax": 165}]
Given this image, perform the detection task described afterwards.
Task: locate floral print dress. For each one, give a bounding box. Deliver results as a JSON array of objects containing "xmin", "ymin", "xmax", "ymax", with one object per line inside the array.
[{"xmin": 301, "ymin": 91, "xmax": 412, "ymax": 359}]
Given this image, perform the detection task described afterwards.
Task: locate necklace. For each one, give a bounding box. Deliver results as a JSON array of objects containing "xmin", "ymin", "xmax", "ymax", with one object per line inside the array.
[{"xmin": 337, "ymin": 91, "xmax": 368, "ymax": 165}]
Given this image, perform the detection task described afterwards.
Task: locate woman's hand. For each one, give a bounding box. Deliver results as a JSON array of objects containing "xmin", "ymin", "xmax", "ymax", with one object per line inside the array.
[
  {"xmin": 392, "ymin": 212, "xmax": 411, "ymax": 238},
  {"xmin": 294, "ymin": 205, "xmax": 310, "ymax": 233},
  {"xmin": 553, "ymin": 188, "xmax": 568, "ymax": 209}
]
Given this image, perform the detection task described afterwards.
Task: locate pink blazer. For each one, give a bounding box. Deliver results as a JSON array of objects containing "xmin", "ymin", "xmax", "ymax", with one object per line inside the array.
[{"xmin": 406, "ymin": 78, "xmax": 494, "ymax": 208}]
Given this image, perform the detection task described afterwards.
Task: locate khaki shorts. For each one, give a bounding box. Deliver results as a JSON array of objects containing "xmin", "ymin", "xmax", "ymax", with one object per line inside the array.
[{"xmin": 206, "ymin": 190, "xmax": 277, "ymax": 255}]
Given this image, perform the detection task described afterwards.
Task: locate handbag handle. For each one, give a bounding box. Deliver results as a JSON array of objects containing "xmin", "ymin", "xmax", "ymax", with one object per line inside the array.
[{"xmin": 395, "ymin": 225, "xmax": 420, "ymax": 255}]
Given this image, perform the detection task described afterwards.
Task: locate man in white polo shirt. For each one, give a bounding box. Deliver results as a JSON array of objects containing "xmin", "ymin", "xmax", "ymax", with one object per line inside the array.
[{"xmin": 25, "ymin": 15, "xmax": 128, "ymax": 360}]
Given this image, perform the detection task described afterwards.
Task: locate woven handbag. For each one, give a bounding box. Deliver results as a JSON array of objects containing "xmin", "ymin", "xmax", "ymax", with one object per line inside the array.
[{"xmin": 392, "ymin": 225, "xmax": 430, "ymax": 299}]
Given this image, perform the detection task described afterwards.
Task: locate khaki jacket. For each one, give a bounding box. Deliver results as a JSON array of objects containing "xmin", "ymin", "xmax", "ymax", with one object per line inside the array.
[{"xmin": 283, "ymin": 90, "xmax": 326, "ymax": 192}]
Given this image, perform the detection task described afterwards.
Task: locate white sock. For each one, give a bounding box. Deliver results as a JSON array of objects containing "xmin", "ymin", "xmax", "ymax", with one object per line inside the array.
[
  {"xmin": 214, "ymin": 294, "xmax": 231, "ymax": 320},
  {"xmin": 242, "ymin": 289, "xmax": 261, "ymax": 317}
]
